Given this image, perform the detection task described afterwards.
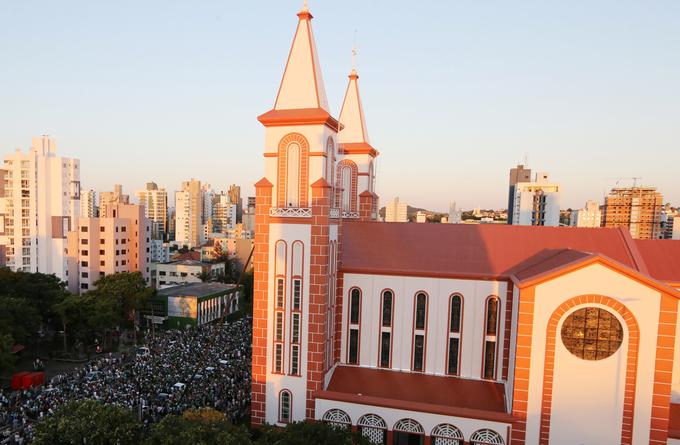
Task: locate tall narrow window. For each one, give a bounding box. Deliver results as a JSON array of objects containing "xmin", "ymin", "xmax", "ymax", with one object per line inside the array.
[
  {"xmin": 291, "ymin": 313, "xmax": 300, "ymax": 343},
  {"xmin": 276, "ymin": 278, "xmax": 285, "ymax": 308},
  {"xmin": 274, "ymin": 344, "xmax": 283, "ymax": 373},
  {"xmin": 378, "ymin": 290, "xmax": 393, "ymax": 368},
  {"xmin": 292, "ymin": 279, "xmax": 301, "ymax": 310},
  {"xmin": 290, "ymin": 344, "xmax": 300, "ymax": 376},
  {"xmin": 341, "ymin": 166, "xmax": 352, "ymax": 212},
  {"xmin": 347, "ymin": 288, "xmax": 361, "ymax": 365},
  {"xmin": 482, "ymin": 297, "xmax": 500, "ymax": 380},
  {"xmin": 286, "ymin": 143, "xmax": 300, "ymax": 207},
  {"xmin": 412, "ymin": 292, "xmax": 428, "ymax": 372},
  {"xmin": 447, "ymin": 294, "xmax": 463, "ymax": 375},
  {"xmin": 279, "ymin": 390, "xmax": 292, "ymax": 423}
]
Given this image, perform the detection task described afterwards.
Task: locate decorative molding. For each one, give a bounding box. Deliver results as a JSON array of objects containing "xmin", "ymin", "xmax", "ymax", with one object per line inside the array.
[
  {"xmin": 269, "ymin": 207, "xmax": 312, "ymax": 218},
  {"xmin": 329, "ymin": 208, "xmax": 340, "ymax": 219},
  {"xmin": 342, "ymin": 211, "xmax": 360, "ymax": 219}
]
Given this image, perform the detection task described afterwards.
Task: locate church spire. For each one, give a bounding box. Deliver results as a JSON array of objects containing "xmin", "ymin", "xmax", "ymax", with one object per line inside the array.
[
  {"xmin": 338, "ymin": 49, "xmax": 371, "ymax": 148},
  {"xmin": 272, "ymin": 3, "xmax": 329, "ymax": 112}
]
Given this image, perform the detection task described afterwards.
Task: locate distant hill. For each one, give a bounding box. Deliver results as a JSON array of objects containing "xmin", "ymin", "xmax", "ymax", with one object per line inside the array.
[{"xmin": 379, "ymin": 205, "xmax": 446, "ymax": 221}]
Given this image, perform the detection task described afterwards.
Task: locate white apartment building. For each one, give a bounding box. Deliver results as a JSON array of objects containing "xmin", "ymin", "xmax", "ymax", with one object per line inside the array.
[
  {"xmin": 511, "ymin": 172, "xmax": 561, "ymax": 227},
  {"xmin": 80, "ymin": 189, "xmax": 98, "ymax": 217},
  {"xmin": 570, "ymin": 200, "xmax": 602, "ymax": 228},
  {"xmin": 673, "ymin": 216, "xmax": 680, "ymax": 240},
  {"xmin": 385, "ymin": 197, "xmax": 408, "ymax": 222},
  {"xmin": 136, "ymin": 182, "xmax": 168, "ymax": 241},
  {"xmin": 211, "ymin": 193, "xmax": 237, "ymax": 233},
  {"xmin": 0, "ymin": 136, "xmax": 80, "ymax": 278},
  {"xmin": 175, "ymin": 179, "xmax": 203, "ymax": 249},
  {"xmin": 149, "ymin": 239, "xmax": 170, "ymax": 263}
]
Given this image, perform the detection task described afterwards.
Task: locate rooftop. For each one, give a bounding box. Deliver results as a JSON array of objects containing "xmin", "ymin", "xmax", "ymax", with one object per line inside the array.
[
  {"xmin": 158, "ymin": 282, "xmax": 237, "ymax": 298},
  {"xmin": 317, "ymin": 366, "xmax": 511, "ymax": 423}
]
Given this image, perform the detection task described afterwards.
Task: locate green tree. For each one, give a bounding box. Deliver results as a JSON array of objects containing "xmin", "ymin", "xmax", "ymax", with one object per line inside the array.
[
  {"xmin": 255, "ymin": 422, "xmax": 371, "ymax": 445},
  {"xmin": 145, "ymin": 408, "xmax": 252, "ymax": 445},
  {"xmin": 0, "ymin": 296, "xmax": 41, "ymax": 343},
  {"xmin": 0, "ymin": 269, "xmax": 67, "ymax": 322},
  {"xmin": 94, "ymin": 272, "xmax": 152, "ymax": 343},
  {"xmin": 32, "ymin": 400, "xmax": 144, "ymax": 445},
  {"xmin": 0, "ymin": 332, "xmax": 16, "ymax": 373}
]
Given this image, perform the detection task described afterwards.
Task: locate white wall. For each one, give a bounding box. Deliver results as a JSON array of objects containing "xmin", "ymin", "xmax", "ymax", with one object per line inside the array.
[
  {"xmin": 524, "ymin": 263, "xmax": 662, "ymax": 445},
  {"xmin": 341, "ymin": 273, "xmax": 507, "ymax": 380}
]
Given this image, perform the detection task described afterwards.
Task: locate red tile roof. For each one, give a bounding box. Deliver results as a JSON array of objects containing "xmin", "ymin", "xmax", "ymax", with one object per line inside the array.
[
  {"xmin": 669, "ymin": 403, "xmax": 680, "ymax": 438},
  {"xmin": 635, "ymin": 239, "xmax": 680, "ymax": 285},
  {"xmin": 341, "ymin": 222, "xmax": 644, "ymax": 280},
  {"xmin": 172, "ymin": 251, "xmax": 201, "ymax": 261},
  {"xmin": 318, "ymin": 366, "xmax": 511, "ymax": 422}
]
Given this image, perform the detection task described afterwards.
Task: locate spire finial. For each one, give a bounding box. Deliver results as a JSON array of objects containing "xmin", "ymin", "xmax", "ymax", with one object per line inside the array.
[
  {"xmin": 351, "ymin": 29, "xmax": 358, "ymax": 75},
  {"xmin": 302, "ymin": 0, "xmax": 309, "ymax": 12}
]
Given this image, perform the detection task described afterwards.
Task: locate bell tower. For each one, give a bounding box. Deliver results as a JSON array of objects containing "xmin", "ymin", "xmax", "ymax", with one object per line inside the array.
[{"xmin": 251, "ymin": 3, "xmax": 341, "ymax": 426}]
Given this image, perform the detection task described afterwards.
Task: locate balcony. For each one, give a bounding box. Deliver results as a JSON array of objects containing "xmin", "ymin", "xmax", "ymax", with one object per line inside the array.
[
  {"xmin": 342, "ymin": 211, "xmax": 360, "ymax": 219},
  {"xmin": 269, "ymin": 207, "xmax": 312, "ymax": 218}
]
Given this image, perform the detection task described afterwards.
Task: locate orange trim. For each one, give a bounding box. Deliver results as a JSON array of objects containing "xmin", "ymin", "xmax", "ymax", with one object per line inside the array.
[
  {"xmin": 258, "ymin": 108, "xmax": 342, "ymax": 132},
  {"xmin": 510, "ymin": 286, "xmax": 535, "ymax": 445},
  {"xmin": 304, "ymin": 18, "xmax": 320, "ymax": 109},
  {"xmin": 514, "ymin": 253, "xmax": 680, "ymax": 299},
  {"xmin": 263, "ymin": 153, "xmax": 278, "ymax": 158},
  {"xmin": 538, "ymin": 295, "xmax": 639, "ymax": 445},
  {"xmin": 339, "ymin": 142, "xmax": 379, "ymax": 157},
  {"xmin": 309, "ymin": 151, "xmax": 327, "ymax": 157}
]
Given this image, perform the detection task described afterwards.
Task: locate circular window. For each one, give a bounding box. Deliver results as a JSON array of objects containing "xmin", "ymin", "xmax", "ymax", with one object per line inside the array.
[{"xmin": 561, "ymin": 307, "xmax": 623, "ymax": 360}]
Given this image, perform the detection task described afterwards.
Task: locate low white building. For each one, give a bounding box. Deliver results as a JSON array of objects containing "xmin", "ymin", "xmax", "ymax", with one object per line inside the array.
[
  {"xmin": 154, "ymin": 259, "xmax": 225, "ymax": 289},
  {"xmin": 570, "ymin": 200, "xmax": 602, "ymax": 228}
]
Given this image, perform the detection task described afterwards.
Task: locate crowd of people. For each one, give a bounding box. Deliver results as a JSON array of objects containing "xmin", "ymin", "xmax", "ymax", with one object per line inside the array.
[{"xmin": 0, "ymin": 319, "xmax": 252, "ymax": 444}]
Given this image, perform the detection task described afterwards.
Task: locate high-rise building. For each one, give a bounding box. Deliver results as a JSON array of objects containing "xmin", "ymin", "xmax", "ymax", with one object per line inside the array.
[
  {"xmin": 66, "ymin": 203, "xmax": 150, "ymax": 293},
  {"xmin": 167, "ymin": 207, "xmax": 176, "ymax": 242},
  {"xmin": 507, "ymin": 164, "xmax": 532, "ymax": 225},
  {"xmin": 384, "ymin": 197, "xmax": 408, "ymax": 222},
  {"xmin": 602, "ymin": 187, "xmax": 663, "ymax": 240},
  {"xmin": 511, "ymin": 172, "xmax": 561, "ymax": 226},
  {"xmin": 80, "ymin": 189, "xmax": 98, "ymax": 217},
  {"xmin": 570, "ymin": 200, "xmax": 602, "ymax": 228},
  {"xmin": 211, "ymin": 193, "xmax": 237, "ymax": 234},
  {"xmin": 99, "ymin": 184, "xmax": 129, "ymax": 218},
  {"xmin": 136, "ymin": 182, "xmax": 168, "ymax": 241},
  {"xmin": 448, "ymin": 202, "xmax": 462, "ymax": 224},
  {"xmin": 242, "ymin": 196, "xmax": 256, "ymax": 233},
  {"xmin": 175, "ymin": 179, "xmax": 203, "ymax": 248},
  {"xmin": 0, "ymin": 136, "xmax": 80, "ymax": 278},
  {"xmin": 228, "ymin": 184, "xmax": 243, "ymax": 223}
]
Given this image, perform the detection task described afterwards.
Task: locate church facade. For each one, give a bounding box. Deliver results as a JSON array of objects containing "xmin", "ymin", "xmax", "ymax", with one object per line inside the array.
[{"xmin": 250, "ymin": 5, "xmax": 680, "ymax": 445}]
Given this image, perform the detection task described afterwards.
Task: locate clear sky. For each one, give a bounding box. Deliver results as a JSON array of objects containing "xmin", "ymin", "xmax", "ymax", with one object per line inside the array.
[{"xmin": 1, "ymin": 1, "xmax": 678, "ymax": 211}]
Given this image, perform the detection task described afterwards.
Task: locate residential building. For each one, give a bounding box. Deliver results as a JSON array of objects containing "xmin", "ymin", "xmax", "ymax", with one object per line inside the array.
[
  {"xmin": 661, "ymin": 206, "xmax": 679, "ymax": 239},
  {"xmin": 507, "ymin": 164, "xmax": 532, "ymax": 225},
  {"xmin": 136, "ymin": 182, "xmax": 168, "ymax": 241},
  {"xmin": 175, "ymin": 179, "xmax": 203, "ymax": 248},
  {"xmin": 511, "ymin": 173, "xmax": 561, "ymax": 226},
  {"xmin": 66, "ymin": 203, "xmax": 150, "ymax": 293},
  {"xmin": 211, "ymin": 193, "xmax": 238, "ymax": 233},
  {"xmin": 603, "ymin": 187, "xmax": 663, "ymax": 240},
  {"xmin": 99, "ymin": 184, "xmax": 129, "ymax": 218},
  {"xmin": 672, "ymin": 216, "xmax": 680, "ymax": 240},
  {"xmin": 415, "ymin": 210, "xmax": 427, "ymax": 223},
  {"xmin": 570, "ymin": 200, "xmax": 602, "ymax": 228},
  {"xmin": 80, "ymin": 189, "xmax": 98, "ymax": 217},
  {"xmin": 167, "ymin": 207, "xmax": 176, "ymax": 241},
  {"xmin": 151, "ymin": 282, "xmax": 241, "ymax": 329},
  {"xmin": 0, "ymin": 136, "xmax": 80, "ymax": 278},
  {"xmin": 149, "ymin": 239, "xmax": 170, "ymax": 263},
  {"xmin": 448, "ymin": 202, "xmax": 462, "ymax": 224},
  {"xmin": 154, "ymin": 258, "xmax": 225, "ymax": 289},
  {"xmin": 243, "ymin": 196, "xmax": 256, "ymax": 233},
  {"xmin": 251, "ymin": 7, "xmax": 680, "ymax": 444},
  {"xmin": 385, "ymin": 197, "xmax": 408, "ymax": 222},
  {"xmin": 228, "ymin": 184, "xmax": 243, "ymax": 223}
]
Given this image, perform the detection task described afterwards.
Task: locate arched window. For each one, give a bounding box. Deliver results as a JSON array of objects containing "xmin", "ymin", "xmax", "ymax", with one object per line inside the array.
[
  {"xmin": 279, "ymin": 390, "xmax": 292, "ymax": 424},
  {"xmin": 358, "ymin": 414, "xmax": 387, "ymax": 444},
  {"xmin": 368, "ymin": 161, "xmax": 375, "ymax": 193},
  {"xmin": 341, "ymin": 166, "xmax": 352, "ymax": 212},
  {"xmin": 326, "ymin": 137, "xmax": 335, "ymax": 189},
  {"xmin": 482, "ymin": 296, "xmax": 500, "ymax": 380},
  {"xmin": 347, "ymin": 288, "xmax": 361, "ymax": 365},
  {"xmin": 322, "ymin": 409, "xmax": 351, "ymax": 429},
  {"xmin": 277, "ymin": 133, "xmax": 309, "ymax": 208},
  {"xmin": 469, "ymin": 429, "xmax": 504, "ymax": 445},
  {"xmin": 447, "ymin": 294, "xmax": 463, "ymax": 375},
  {"xmin": 412, "ymin": 292, "xmax": 428, "ymax": 372},
  {"xmin": 393, "ymin": 418, "xmax": 424, "ymax": 434},
  {"xmin": 286, "ymin": 143, "xmax": 300, "ymax": 207},
  {"xmin": 379, "ymin": 290, "xmax": 394, "ymax": 368},
  {"xmin": 335, "ymin": 160, "xmax": 358, "ymax": 213},
  {"xmin": 431, "ymin": 424, "xmax": 464, "ymax": 445}
]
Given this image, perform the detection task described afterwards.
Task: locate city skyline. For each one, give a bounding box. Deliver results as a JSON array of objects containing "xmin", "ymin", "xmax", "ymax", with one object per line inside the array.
[{"xmin": 1, "ymin": 1, "xmax": 679, "ymax": 211}]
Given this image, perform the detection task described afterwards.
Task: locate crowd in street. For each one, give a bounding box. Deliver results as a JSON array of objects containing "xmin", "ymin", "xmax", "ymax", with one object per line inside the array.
[{"xmin": 0, "ymin": 319, "xmax": 252, "ymax": 444}]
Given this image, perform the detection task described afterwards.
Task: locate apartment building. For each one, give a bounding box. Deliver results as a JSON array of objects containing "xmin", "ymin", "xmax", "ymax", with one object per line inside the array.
[
  {"xmin": 603, "ymin": 187, "xmax": 663, "ymax": 239},
  {"xmin": 511, "ymin": 172, "xmax": 561, "ymax": 226},
  {"xmin": 80, "ymin": 189, "xmax": 98, "ymax": 217},
  {"xmin": 66, "ymin": 203, "xmax": 150, "ymax": 293},
  {"xmin": 384, "ymin": 197, "xmax": 408, "ymax": 222},
  {"xmin": 570, "ymin": 200, "xmax": 602, "ymax": 228},
  {"xmin": 136, "ymin": 182, "xmax": 168, "ymax": 241},
  {"xmin": 175, "ymin": 179, "xmax": 203, "ymax": 249},
  {"xmin": 0, "ymin": 136, "xmax": 80, "ymax": 278},
  {"xmin": 99, "ymin": 184, "xmax": 129, "ymax": 218}
]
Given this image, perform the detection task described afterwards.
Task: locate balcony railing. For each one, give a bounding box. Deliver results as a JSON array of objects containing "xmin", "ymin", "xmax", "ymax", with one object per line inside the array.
[
  {"xmin": 342, "ymin": 211, "xmax": 360, "ymax": 219},
  {"xmin": 329, "ymin": 208, "xmax": 340, "ymax": 219},
  {"xmin": 269, "ymin": 207, "xmax": 312, "ymax": 218}
]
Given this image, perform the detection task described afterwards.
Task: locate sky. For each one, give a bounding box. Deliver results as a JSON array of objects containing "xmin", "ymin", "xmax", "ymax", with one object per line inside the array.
[{"xmin": 1, "ymin": 0, "xmax": 678, "ymax": 212}]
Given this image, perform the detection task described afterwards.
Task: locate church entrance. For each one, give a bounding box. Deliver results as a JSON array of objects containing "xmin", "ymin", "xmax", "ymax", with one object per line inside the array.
[{"xmin": 393, "ymin": 432, "xmax": 424, "ymax": 445}]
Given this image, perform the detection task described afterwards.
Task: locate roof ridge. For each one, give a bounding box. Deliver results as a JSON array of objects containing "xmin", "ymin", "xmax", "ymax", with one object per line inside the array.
[{"xmin": 618, "ymin": 227, "xmax": 649, "ymax": 274}]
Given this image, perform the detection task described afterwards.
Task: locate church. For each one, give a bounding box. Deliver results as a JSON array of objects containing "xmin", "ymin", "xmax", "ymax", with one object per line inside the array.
[{"xmin": 250, "ymin": 4, "xmax": 680, "ymax": 445}]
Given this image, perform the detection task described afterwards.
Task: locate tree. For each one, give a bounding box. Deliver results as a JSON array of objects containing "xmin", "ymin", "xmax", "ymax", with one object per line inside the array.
[
  {"xmin": 0, "ymin": 269, "xmax": 67, "ymax": 322},
  {"xmin": 0, "ymin": 296, "xmax": 41, "ymax": 343},
  {"xmin": 32, "ymin": 400, "xmax": 144, "ymax": 445},
  {"xmin": 94, "ymin": 272, "xmax": 152, "ymax": 343},
  {"xmin": 255, "ymin": 422, "xmax": 371, "ymax": 445},
  {"xmin": 54, "ymin": 292, "xmax": 121, "ymax": 353},
  {"xmin": 145, "ymin": 408, "xmax": 252, "ymax": 445},
  {"xmin": 0, "ymin": 332, "xmax": 16, "ymax": 373}
]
